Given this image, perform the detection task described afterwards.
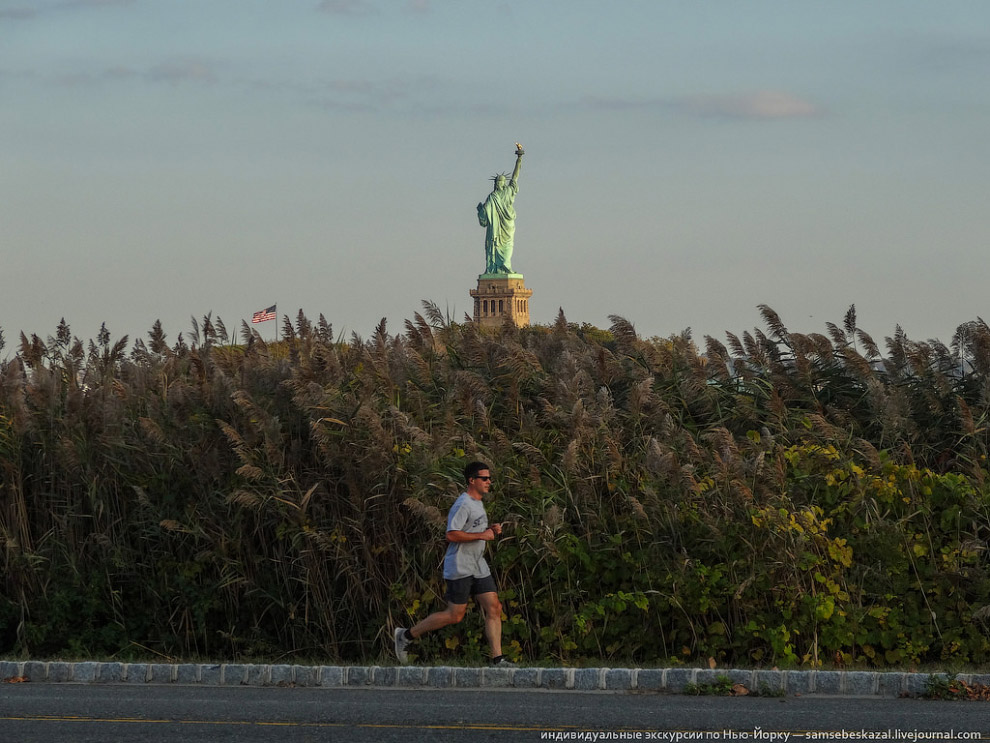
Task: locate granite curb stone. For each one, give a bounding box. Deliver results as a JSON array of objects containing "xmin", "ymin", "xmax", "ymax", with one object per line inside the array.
[
  {"xmin": 635, "ymin": 668, "xmax": 664, "ymax": 691},
  {"xmin": 150, "ymin": 664, "xmax": 174, "ymax": 683},
  {"xmin": 665, "ymin": 667, "xmax": 696, "ymax": 693},
  {"xmin": 0, "ymin": 662, "xmax": 959, "ymax": 697},
  {"xmin": 125, "ymin": 663, "xmax": 149, "ymax": 683},
  {"xmin": 572, "ymin": 667, "xmax": 602, "ymax": 691},
  {"xmin": 176, "ymin": 664, "xmax": 200, "ymax": 684},
  {"xmin": 24, "ymin": 661, "xmax": 48, "ymax": 682},
  {"xmin": 427, "ymin": 666, "xmax": 453, "ymax": 688},
  {"xmin": 726, "ymin": 669, "xmax": 754, "ymax": 689},
  {"xmin": 453, "ymin": 667, "xmax": 482, "ymax": 687},
  {"xmin": 200, "ymin": 664, "xmax": 221, "ymax": 685},
  {"xmin": 371, "ymin": 666, "xmax": 395, "ymax": 686},
  {"xmin": 844, "ymin": 671, "xmax": 879, "ymax": 696},
  {"xmin": 346, "ymin": 666, "xmax": 371, "ymax": 686},
  {"xmin": 49, "ymin": 661, "xmax": 73, "ymax": 683},
  {"xmin": 295, "ymin": 666, "xmax": 320, "ymax": 687},
  {"xmin": 815, "ymin": 670, "xmax": 842, "ymax": 695},
  {"xmin": 512, "ymin": 667, "xmax": 541, "ymax": 688},
  {"xmin": 222, "ymin": 664, "xmax": 248, "ymax": 686},
  {"xmin": 903, "ymin": 673, "xmax": 929, "ymax": 696},
  {"xmin": 97, "ymin": 662, "xmax": 124, "ymax": 683},
  {"xmin": 482, "ymin": 666, "xmax": 513, "ymax": 688},
  {"xmin": 878, "ymin": 672, "xmax": 903, "ymax": 697},
  {"xmin": 246, "ymin": 664, "xmax": 269, "ymax": 686},
  {"xmin": 605, "ymin": 668, "xmax": 634, "ymax": 690},
  {"xmin": 397, "ymin": 666, "xmax": 428, "ymax": 686},
  {"xmin": 541, "ymin": 668, "xmax": 571, "ymax": 690},
  {"xmin": 785, "ymin": 670, "xmax": 814, "ymax": 695},
  {"xmin": 753, "ymin": 669, "xmax": 784, "ymax": 695},
  {"xmin": 318, "ymin": 666, "xmax": 345, "ymax": 687}
]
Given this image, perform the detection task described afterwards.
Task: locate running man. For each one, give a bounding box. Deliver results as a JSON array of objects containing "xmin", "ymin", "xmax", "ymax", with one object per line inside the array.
[{"xmin": 394, "ymin": 461, "xmax": 514, "ymax": 666}]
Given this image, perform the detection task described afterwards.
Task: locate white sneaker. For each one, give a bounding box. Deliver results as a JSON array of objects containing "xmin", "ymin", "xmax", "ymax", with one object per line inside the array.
[{"xmin": 394, "ymin": 627, "xmax": 411, "ymax": 664}]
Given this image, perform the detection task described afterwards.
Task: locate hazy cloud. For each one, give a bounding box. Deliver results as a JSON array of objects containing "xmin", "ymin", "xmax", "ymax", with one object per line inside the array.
[
  {"xmin": 0, "ymin": 0, "xmax": 133, "ymax": 19},
  {"xmin": 58, "ymin": 0, "xmax": 135, "ymax": 7},
  {"xmin": 317, "ymin": 0, "xmax": 426, "ymax": 16},
  {"xmin": 147, "ymin": 60, "xmax": 218, "ymax": 85},
  {"xmin": 908, "ymin": 35, "xmax": 990, "ymax": 75},
  {"xmin": 684, "ymin": 91, "xmax": 822, "ymax": 119},
  {"xmin": 581, "ymin": 90, "xmax": 822, "ymax": 120},
  {"xmin": 317, "ymin": 0, "xmax": 377, "ymax": 16},
  {"xmin": 312, "ymin": 74, "xmax": 441, "ymax": 112},
  {"xmin": 50, "ymin": 60, "xmax": 217, "ymax": 87},
  {"xmin": 53, "ymin": 65, "xmax": 136, "ymax": 86},
  {"xmin": 0, "ymin": 7, "xmax": 36, "ymax": 19},
  {"xmin": 405, "ymin": 0, "xmax": 431, "ymax": 14}
]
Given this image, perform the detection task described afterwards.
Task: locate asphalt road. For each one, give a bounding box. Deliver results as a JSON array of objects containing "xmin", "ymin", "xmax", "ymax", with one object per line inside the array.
[{"xmin": 0, "ymin": 685, "xmax": 988, "ymax": 742}]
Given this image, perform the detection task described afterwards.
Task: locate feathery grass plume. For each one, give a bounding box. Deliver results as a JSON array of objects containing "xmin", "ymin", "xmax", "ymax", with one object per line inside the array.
[
  {"xmin": 421, "ymin": 300, "xmax": 448, "ymax": 330},
  {"xmin": 608, "ymin": 315, "xmax": 638, "ymax": 354},
  {"xmin": 825, "ymin": 321, "xmax": 848, "ymax": 348},
  {"xmin": 704, "ymin": 336, "xmax": 732, "ymax": 378},
  {"xmin": 188, "ymin": 316, "xmax": 201, "ymax": 347},
  {"xmin": 294, "ymin": 310, "xmax": 312, "ymax": 340},
  {"xmin": 402, "ymin": 497, "xmax": 445, "ymax": 529},
  {"xmin": 373, "ymin": 317, "xmax": 388, "ymax": 356},
  {"xmin": 512, "ymin": 440, "xmax": 547, "ymax": 465},
  {"xmin": 404, "ymin": 317, "xmax": 424, "ymax": 349},
  {"xmin": 626, "ymin": 495, "xmax": 648, "ymax": 521},
  {"xmin": 741, "ymin": 331, "xmax": 762, "ymax": 363},
  {"xmin": 201, "ymin": 313, "xmax": 218, "ymax": 346},
  {"xmin": 724, "ymin": 331, "xmax": 746, "ymax": 359},
  {"xmin": 280, "ymin": 314, "xmax": 296, "ymax": 342},
  {"xmin": 885, "ymin": 325, "xmax": 908, "ymax": 373},
  {"xmin": 856, "ymin": 329, "xmax": 880, "ymax": 359},
  {"xmin": 843, "ymin": 304, "xmax": 857, "ymax": 337},
  {"xmin": 806, "ymin": 333, "xmax": 834, "ymax": 361},
  {"xmin": 702, "ymin": 426, "xmax": 738, "ymax": 463},
  {"xmin": 758, "ymin": 304, "xmax": 790, "ymax": 346},
  {"xmin": 316, "ymin": 314, "xmax": 334, "ymax": 345}
]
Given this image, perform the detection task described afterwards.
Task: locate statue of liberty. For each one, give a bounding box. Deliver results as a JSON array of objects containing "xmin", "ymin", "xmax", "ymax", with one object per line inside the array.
[{"xmin": 477, "ymin": 144, "xmax": 524, "ymax": 274}]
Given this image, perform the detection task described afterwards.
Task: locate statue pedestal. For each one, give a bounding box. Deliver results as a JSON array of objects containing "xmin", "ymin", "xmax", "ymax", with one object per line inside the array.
[{"xmin": 470, "ymin": 274, "xmax": 533, "ymax": 328}]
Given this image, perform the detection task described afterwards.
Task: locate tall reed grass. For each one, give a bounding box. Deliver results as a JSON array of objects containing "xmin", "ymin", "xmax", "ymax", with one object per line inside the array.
[{"xmin": 1, "ymin": 304, "xmax": 989, "ymax": 666}]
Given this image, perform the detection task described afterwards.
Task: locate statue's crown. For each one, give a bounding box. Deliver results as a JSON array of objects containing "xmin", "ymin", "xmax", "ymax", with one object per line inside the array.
[{"xmin": 490, "ymin": 172, "xmax": 508, "ymax": 184}]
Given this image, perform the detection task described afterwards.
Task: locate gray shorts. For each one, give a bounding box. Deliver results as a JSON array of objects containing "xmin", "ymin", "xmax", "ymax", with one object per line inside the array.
[{"xmin": 445, "ymin": 574, "xmax": 497, "ymax": 605}]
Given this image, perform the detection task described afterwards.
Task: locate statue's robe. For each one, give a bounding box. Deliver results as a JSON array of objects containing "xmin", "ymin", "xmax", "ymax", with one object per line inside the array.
[{"xmin": 477, "ymin": 179, "xmax": 519, "ymax": 273}]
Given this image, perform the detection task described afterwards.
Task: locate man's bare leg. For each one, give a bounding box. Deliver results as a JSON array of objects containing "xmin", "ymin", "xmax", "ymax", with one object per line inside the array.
[
  {"xmin": 475, "ymin": 591, "xmax": 503, "ymax": 658},
  {"xmin": 410, "ymin": 602, "xmax": 467, "ymax": 638}
]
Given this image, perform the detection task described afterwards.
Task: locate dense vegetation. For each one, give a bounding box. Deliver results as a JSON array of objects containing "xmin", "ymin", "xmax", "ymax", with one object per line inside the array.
[{"xmin": 2, "ymin": 304, "xmax": 990, "ymax": 668}]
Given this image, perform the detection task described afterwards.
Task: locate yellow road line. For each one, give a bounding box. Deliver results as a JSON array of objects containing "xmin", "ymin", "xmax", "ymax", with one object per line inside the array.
[{"xmin": 0, "ymin": 715, "xmax": 574, "ymax": 732}]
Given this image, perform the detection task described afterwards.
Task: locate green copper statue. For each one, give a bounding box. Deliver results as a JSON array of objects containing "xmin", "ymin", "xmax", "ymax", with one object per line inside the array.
[{"xmin": 477, "ymin": 143, "xmax": 524, "ymax": 274}]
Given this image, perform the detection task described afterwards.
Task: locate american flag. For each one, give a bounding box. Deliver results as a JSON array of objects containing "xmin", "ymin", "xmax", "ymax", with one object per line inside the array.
[{"xmin": 251, "ymin": 304, "xmax": 276, "ymax": 323}]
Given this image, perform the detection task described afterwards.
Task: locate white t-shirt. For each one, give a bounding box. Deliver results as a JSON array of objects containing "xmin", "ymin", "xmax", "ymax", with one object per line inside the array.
[{"xmin": 442, "ymin": 492, "xmax": 491, "ymax": 580}]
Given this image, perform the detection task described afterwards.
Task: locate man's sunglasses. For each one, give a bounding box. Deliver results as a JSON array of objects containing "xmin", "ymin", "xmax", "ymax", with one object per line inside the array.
[{"xmin": 473, "ymin": 475, "xmax": 492, "ymax": 481}]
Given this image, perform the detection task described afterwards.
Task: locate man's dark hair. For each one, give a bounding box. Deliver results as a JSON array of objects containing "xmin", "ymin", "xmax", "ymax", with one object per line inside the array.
[{"xmin": 464, "ymin": 461, "xmax": 491, "ymax": 484}]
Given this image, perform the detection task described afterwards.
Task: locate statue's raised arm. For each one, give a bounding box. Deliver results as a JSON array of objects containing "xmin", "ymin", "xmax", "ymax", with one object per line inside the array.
[
  {"xmin": 511, "ymin": 143, "xmax": 524, "ymax": 186},
  {"xmin": 477, "ymin": 144, "xmax": 525, "ymax": 275}
]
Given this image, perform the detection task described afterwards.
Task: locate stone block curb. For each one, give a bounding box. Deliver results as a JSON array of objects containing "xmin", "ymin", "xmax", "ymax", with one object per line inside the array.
[{"xmin": 0, "ymin": 662, "xmax": 952, "ymax": 696}]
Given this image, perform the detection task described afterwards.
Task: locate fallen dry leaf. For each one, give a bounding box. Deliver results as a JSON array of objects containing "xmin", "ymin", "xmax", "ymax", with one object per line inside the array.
[
  {"xmin": 4, "ymin": 676, "xmax": 28, "ymax": 683},
  {"xmin": 731, "ymin": 683, "xmax": 750, "ymax": 696},
  {"xmin": 708, "ymin": 657, "xmax": 717, "ymax": 669}
]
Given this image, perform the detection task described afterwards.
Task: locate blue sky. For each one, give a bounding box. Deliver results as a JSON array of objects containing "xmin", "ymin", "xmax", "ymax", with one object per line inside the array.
[{"xmin": 3, "ymin": 0, "xmax": 989, "ymax": 351}]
